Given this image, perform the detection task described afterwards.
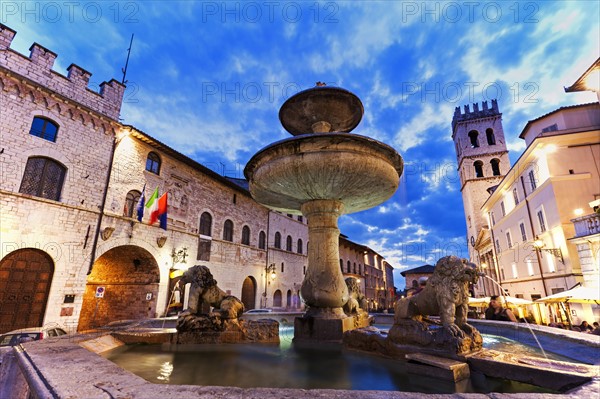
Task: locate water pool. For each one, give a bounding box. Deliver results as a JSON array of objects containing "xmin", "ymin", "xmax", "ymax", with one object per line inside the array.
[{"xmin": 102, "ymin": 325, "xmax": 568, "ymax": 394}]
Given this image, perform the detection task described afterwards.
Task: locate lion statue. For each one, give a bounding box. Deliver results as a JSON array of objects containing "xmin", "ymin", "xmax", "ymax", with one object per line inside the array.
[
  {"xmin": 394, "ymin": 256, "xmax": 478, "ymax": 337},
  {"xmin": 343, "ymin": 277, "xmax": 368, "ymax": 314},
  {"xmin": 179, "ymin": 265, "xmax": 244, "ymax": 319}
]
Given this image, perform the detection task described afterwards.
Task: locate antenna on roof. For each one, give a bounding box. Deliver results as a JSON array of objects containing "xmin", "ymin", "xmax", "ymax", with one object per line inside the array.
[{"xmin": 121, "ymin": 34, "xmax": 134, "ymax": 85}]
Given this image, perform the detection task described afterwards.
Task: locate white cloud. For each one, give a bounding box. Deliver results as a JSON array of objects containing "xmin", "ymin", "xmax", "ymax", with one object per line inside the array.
[{"xmin": 393, "ymin": 102, "xmax": 454, "ymax": 152}]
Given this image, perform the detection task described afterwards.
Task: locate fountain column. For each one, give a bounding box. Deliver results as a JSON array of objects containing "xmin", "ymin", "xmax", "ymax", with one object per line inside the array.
[
  {"xmin": 244, "ymin": 85, "xmax": 403, "ymax": 343},
  {"xmin": 300, "ymin": 199, "xmax": 348, "ymax": 318}
]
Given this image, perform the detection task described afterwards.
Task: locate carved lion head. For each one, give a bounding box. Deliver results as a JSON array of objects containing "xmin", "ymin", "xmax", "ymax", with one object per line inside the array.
[
  {"xmin": 345, "ymin": 277, "xmax": 361, "ymax": 296},
  {"xmin": 429, "ymin": 256, "xmax": 479, "ymax": 286},
  {"xmin": 180, "ymin": 265, "xmax": 218, "ymax": 289}
]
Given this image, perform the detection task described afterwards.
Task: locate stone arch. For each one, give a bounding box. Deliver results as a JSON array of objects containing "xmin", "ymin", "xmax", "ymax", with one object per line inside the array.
[
  {"xmin": 199, "ymin": 210, "xmax": 213, "ymax": 236},
  {"xmin": 468, "ymin": 130, "xmax": 480, "ymax": 148},
  {"xmin": 272, "ymin": 289, "xmax": 283, "ymax": 308},
  {"xmin": 486, "ymin": 128, "xmax": 496, "ymax": 145},
  {"xmin": 0, "ymin": 249, "xmax": 54, "ymax": 333},
  {"xmin": 78, "ymin": 245, "xmax": 160, "ymax": 331},
  {"xmin": 491, "ymin": 158, "xmax": 501, "ymax": 176},
  {"xmin": 25, "ymin": 90, "xmax": 35, "ymax": 103},
  {"xmin": 28, "ymin": 108, "xmax": 66, "ymax": 130},
  {"xmin": 241, "ymin": 276, "xmax": 257, "ymax": 310},
  {"xmin": 474, "ymin": 160, "xmax": 484, "ymax": 178},
  {"xmin": 6, "ymin": 80, "xmax": 21, "ymax": 97}
]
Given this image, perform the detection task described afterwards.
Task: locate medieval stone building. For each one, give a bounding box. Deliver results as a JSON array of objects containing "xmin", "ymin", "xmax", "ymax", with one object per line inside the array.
[
  {"xmin": 451, "ymin": 100, "xmax": 510, "ymax": 296},
  {"xmin": 0, "ymin": 24, "xmax": 394, "ymax": 333}
]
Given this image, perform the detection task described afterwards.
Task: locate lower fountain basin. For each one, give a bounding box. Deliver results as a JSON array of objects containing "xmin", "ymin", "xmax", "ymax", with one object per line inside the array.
[
  {"xmin": 244, "ymin": 133, "xmax": 403, "ymax": 214},
  {"xmin": 103, "ymin": 340, "xmax": 559, "ymax": 394},
  {"xmin": 2, "ymin": 318, "xmax": 598, "ymax": 398}
]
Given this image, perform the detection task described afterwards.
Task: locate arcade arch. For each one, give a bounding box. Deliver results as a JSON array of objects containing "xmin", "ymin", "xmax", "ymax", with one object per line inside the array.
[{"xmin": 78, "ymin": 245, "xmax": 160, "ymax": 331}]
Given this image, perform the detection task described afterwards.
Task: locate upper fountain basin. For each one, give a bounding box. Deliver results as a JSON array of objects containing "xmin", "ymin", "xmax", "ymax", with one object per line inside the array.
[
  {"xmin": 279, "ymin": 86, "xmax": 364, "ymax": 135},
  {"xmin": 244, "ymin": 132, "xmax": 403, "ymax": 215}
]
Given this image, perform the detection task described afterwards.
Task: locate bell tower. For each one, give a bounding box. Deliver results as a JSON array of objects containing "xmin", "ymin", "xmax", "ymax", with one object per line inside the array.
[{"xmin": 452, "ymin": 99, "xmax": 510, "ymax": 263}]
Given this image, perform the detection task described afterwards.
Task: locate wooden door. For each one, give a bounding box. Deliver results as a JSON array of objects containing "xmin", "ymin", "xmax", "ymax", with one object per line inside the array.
[{"xmin": 0, "ymin": 249, "xmax": 53, "ymax": 333}]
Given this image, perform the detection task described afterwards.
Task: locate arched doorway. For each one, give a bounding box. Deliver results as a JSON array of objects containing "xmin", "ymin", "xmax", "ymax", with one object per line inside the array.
[
  {"xmin": 241, "ymin": 276, "xmax": 257, "ymax": 310},
  {"xmin": 0, "ymin": 249, "xmax": 54, "ymax": 333},
  {"xmin": 273, "ymin": 289, "xmax": 282, "ymax": 308},
  {"xmin": 286, "ymin": 289, "xmax": 292, "ymax": 309},
  {"xmin": 78, "ymin": 245, "xmax": 159, "ymax": 331}
]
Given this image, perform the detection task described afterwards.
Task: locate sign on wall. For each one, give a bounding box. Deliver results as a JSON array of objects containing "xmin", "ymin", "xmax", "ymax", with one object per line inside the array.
[{"xmin": 95, "ymin": 286, "xmax": 105, "ymax": 298}]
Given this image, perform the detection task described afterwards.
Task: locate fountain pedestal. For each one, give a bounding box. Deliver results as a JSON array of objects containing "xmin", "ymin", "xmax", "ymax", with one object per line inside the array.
[
  {"xmin": 294, "ymin": 199, "xmax": 370, "ymax": 342},
  {"xmin": 300, "ymin": 200, "xmax": 348, "ymax": 316},
  {"xmin": 244, "ymin": 86, "xmax": 403, "ymax": 343}
]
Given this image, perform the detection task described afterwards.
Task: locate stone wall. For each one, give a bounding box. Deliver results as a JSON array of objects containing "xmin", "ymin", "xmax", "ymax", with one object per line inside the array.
[{"xmin": 0, "ymin": 23, "xmax": 124, "ymax": 333}]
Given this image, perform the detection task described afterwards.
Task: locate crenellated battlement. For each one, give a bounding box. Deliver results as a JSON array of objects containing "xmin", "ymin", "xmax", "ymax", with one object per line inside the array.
[
  {"xmin": 452, "ymin": 99, "xmax": 500, "ymax": 130},
  {"xmin": 0, "ymin": 23, "xmax": 125, "ymax": 121}
]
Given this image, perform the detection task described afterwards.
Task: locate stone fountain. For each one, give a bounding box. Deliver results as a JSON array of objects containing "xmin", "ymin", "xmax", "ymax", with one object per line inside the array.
[{"xmin": 244, "ymin": 85, "xmax": 403, "ymax": 342}]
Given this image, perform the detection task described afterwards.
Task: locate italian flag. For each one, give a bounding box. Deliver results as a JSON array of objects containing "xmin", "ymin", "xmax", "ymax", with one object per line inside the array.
[{"xmin": 146, "ymin": 187, "xmax": 168, "ymax": 230}]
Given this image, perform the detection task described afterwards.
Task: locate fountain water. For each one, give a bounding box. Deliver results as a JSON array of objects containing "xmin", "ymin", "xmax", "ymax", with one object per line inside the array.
[
  {"xmin": 480, "ymin": 273, "xmax": 548, "ymax": 359},
  {"xmin": 244, "ymin": 85, "xmax": 403, "ymax": 342}
]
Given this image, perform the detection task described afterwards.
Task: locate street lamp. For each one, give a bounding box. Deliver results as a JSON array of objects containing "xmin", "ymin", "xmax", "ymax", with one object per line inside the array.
[
  {"xmin": 533, "ymin": 236, "xmax": 564, "ymax": 264},
  {"xmin": 480, "ymin": 262, "xmax": 488, "ymax": 296},
  {"xmin": 263, "ymin": 263, "xmax": 276, "ymax": 308},
  {"xmin": 171, "ymin": 247, "xmax": 188, "ymax": 266}
]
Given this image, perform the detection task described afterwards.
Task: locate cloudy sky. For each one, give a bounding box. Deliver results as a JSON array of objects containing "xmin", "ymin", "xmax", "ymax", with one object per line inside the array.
[{"xmin": 5, "ymin": 1, "xmax": 598, "ymax": 288}]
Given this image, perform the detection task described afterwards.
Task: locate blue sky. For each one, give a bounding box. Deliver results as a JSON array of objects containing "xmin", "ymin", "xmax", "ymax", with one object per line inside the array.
[{"xmin": 4, "ymin": 1, "xmax": 598, "ymax": 288}]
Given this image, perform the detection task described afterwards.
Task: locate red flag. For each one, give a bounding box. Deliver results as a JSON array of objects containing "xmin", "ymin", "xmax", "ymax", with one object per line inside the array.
[{"xmin": 149, "ymin": 192, "xmax": 168, "ymax": 230}]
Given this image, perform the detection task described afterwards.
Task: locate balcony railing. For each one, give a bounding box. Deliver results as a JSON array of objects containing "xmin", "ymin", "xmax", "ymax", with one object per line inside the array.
[{"xmin": 571, "ymin": 213, "xmax": 600, "ymax": 237}]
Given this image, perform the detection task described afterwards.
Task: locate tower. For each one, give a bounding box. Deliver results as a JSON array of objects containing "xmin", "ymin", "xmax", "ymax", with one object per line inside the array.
[{"xmin": 452, "ymin": 100, "xmax": 510, "ymax": 263}]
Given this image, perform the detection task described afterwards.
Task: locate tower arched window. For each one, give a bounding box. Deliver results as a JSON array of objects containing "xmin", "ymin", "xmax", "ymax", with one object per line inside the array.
[
  {"xmin": 474, "ymin": 160, "xmax": 484, "ymax": 178},
  {"xmin": 145, "ymin": 152, "xmax": 161, "ymax": 175},
  {"xmin": 19, "ymin": 157, "xmax": 66, "ymax": 201},
  {"xmin": 491, "ymin": 158, "xmax": 501, "ymax": 176},
  {"xmin": 468, "ymin": 130, "xmax": 479, "ymax": 148},
  {"xmin": 199, "ymin": 212, "xmax": 212, "ymax": 236},
  {"xmin": 297, "ymin": 239, "xmax": 303, "ymax": 254},
  {"xmin": 274, "ymin": 232, "xmax": 281, "ymax": 249},
  {"xmin": 241, "ymin": 225, "xmax": 250, "ymax": 245},
  {"xmin": 340, "ymin": 259, "xmax": 343, "ymax": 272},
  {"xmin": 258, "ymin": 231, "xmax": 266, "ymax": 249},
  {"xmin": 29, "ymin": 116, "xmax": 58, "ymax": 142},
  {"xmin": 347, "ymin": 260, "xmax": 351, "ymax": 273},
  {"xmin": 223, "ymin": 219, "xmax": 234, "ymax": 242},
  {"xmin": 124, "ymin": 190, "xmax": 141, "ymax": 218},
  {"xmin": 286, "ymin": 235, "xmax": 293, "ymax": 251},
  {"xmin": 486, "ymin": 128, "xmax": 496, "ymax": 145}
]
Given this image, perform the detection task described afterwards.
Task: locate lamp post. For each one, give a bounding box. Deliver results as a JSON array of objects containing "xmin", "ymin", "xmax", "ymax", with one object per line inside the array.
[
  {"xmin": 533, "ymin": 236, "xmax": 564, "ymax": 264},
  {"xmin": 263, "ymin": 263, "xmax": 276, "ymax": 308},
  {"xmin": 171, "ymin": 247, "xmax": 188, "ymax": 267},
  {"xmin": 480, "ymin": 262, "xmax": 488, "ymax": 296},
  {"xmin": 531, "ymin": 237, "xmax": 552, "ymax": 297}
]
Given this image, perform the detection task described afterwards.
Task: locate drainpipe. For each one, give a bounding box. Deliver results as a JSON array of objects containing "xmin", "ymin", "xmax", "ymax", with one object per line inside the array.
[
  {"xmin": 520, "ymin": 176, "xmax": 549, "ymax": 297},
  {"xmin": 87, "ymin": 127, "xmax": 125, "ymax": 275},
  {"xmin": 263, "ymin": 210, "xmax": 271, "ymax": 308}
]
